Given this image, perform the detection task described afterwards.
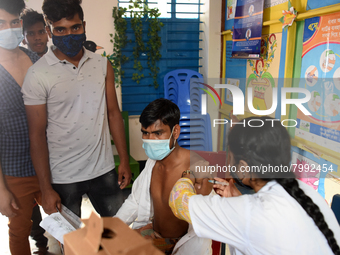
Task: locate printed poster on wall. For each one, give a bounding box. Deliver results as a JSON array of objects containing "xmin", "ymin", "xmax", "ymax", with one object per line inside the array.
[
  {"xmin": 232, "ymin": 0, "xmax": 264, "ymax": 59},
  {"xmin": 264, "ymin": 0, "xmax": 288, "ymax": 9},
  {"xmin": 225, "ymin": 78, "xmax": 240, "ymax": 103},
  {"xmin": 306, "ymin": 0, "xmax": 339, "ymax": 11},
  {"xmin": 245, "ymin": 33, "xmax": 282, "ymax": 118},
  {"xmin": 295, "ymin": 12, "xmax": 340, "ymax": 155},
  {"xmin": 291, "ymin": 146, "xmax": 338, "ymax": 199},
  {"xmin": 224, "ymin": 41, "xmax": 247, "ymax": 106},
  {"xmin": 227, "ymin": 0, "xmax": 237, "ymax": 20}
]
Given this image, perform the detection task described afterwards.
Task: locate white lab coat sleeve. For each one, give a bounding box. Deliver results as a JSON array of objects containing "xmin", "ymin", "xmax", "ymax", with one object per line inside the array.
[
  {"xmin": 115, "ymin": 160, "xmax": 151, "ymax": 226},
  {"xmin": 189, "ymin": 194, "xmax": 250, "ymax": 253}
]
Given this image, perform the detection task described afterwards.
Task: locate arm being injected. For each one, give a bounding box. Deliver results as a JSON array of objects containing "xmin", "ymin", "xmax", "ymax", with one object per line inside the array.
[{"xmin": 169, "ymin": 177, "xmax": 196, "ymax": 224}]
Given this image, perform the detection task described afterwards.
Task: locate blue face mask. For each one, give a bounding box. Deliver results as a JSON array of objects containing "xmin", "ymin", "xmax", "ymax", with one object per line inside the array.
[
  {"xmin": 142, "ymin": 128, "xmax": 176, "ymax": 161},
  {"xmin": 52, "ymin": 33, "xmax": 86, "ymax": 57},
  {"xmin": 0, "ymin": 27, "xmax": 24, "ymax": 50}
]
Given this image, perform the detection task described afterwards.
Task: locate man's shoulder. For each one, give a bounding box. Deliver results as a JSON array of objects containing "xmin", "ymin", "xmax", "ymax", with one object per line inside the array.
[
  {"xmin": 173, "ymin": 148, "xmax": 207, "ymax": 165},
  {"xmin": 85, "ymin": 49, "xmax": 106, "ymax": 62},
  {"xmin": 30, "ymin": 53, "xmax": 48, "ymax": 67},
  {"xmin": 83, "ymin": 49, "xmax": 108, "ymax": 73},
  {"xmin": 188, "ymin": 150, "xmax": 206, "ymax": 162},
  {"xmin": 145, "ymin": 158, "xmax": 157, "ymax": 171},
  {"xmin": 19, "ymin": 47, "xmax": 40, "ymax": 64},
  {"xmin": 22, "ymin": 55, "xmax": 50, "ymax": 91},
  {"xmin": 25, "ymin": 56, "xmax": 48, "ymax": 78}
]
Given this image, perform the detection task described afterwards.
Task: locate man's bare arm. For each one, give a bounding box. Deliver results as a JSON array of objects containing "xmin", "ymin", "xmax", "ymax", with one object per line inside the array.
[
  {"xmin": 105, "ymin": 60, "xmax": 132, "ymax": 189},
  {"xmin": 0, "ymin": 164, "xmax": 18, "ymax": 217},
  {"xmin": 25, "ymin": 104, "xmax": 61, "ymax": 214}
]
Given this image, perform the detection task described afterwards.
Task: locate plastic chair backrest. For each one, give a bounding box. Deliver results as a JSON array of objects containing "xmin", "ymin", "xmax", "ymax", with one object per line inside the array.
[
  {"xmin": 164, "ymin": 69, "xmax": 203, "ymax": 113},
  {"xmin": 331, "ymin": 194, "xmax": 340, "ymax": 225},
  {"xmin": 177, "ymin": 113, "xmax": 212, "ymax": 151}
]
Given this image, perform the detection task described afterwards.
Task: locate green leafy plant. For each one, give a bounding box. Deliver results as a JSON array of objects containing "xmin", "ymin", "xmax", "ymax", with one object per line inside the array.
[
  {"xmin": 110, "ymin": 0, "xmax": 163, "ymax": 88},
  {"xmin": 130, "ymin": 1, "xmax": 144, "ymax": 84},
  {"xmin": 110, "ymin": 5, "xmax": 129, "ymax": 86},
  {"xmin": 102, "ymin": 51, "xmax": 119, "ymax": 87},
  {"xmin": 146, "ymin": 4, "xmax": 163, "ymax": 88}
]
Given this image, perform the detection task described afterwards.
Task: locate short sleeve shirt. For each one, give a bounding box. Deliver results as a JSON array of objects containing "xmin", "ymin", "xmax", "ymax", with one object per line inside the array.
[
  {"xmin": 22, "ymin": 46, "xmax": 115, "ymax": 184},
  {"xmin": 0, "ymin": 47, "xmax": 39, "ymax": 177}
]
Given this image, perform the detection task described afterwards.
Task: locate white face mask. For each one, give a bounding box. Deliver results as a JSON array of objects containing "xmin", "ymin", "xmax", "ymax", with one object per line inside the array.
[
  {"xmin": 0, "ymin": 27, "xmax": 24, "ymax": 50},
  {"xmin": 142, "ymin": 127, "xmax": 176, "ymax": 161}
]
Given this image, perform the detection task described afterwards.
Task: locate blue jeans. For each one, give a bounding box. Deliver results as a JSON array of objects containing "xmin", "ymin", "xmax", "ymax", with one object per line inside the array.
[{"xmin": 52, "ymin": 169, "xmax": 124, "ymax": 217}]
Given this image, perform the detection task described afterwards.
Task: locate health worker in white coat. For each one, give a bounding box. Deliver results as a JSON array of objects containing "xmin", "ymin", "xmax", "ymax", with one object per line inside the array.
[{"xmin": 169, "ymin": 116, "xmax": 340, "ymax": 255}]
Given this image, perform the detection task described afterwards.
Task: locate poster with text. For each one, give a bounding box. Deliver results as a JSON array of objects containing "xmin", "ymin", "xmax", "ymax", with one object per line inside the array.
[
  {"xmin": 296, "ymin": 12, "xmax": 340, "ymax": 155},
  {"xmin": 227, "ymin": 0, "xmax": 237, "ymax": 20},
  {"xmin": 226, "ymin": 78, "xmax": 240, "ymax": 103},
  {"xmin": 306, "ymin": 0, "xmax": 339, "ymax": 10},
  {"xmin": 232, "ymin": 0, "xmax": 264, "ymax": 59},
  {"xmin": 291, "ymin": 146, "xmax": 338, "ymax": 198},
  {"xmin": 245, "ymin": 33, "xmax": 282, "ymax": 118},
  {"xmin": 264, "ymin": 0, "xmax": 288, "ymax": 9}
]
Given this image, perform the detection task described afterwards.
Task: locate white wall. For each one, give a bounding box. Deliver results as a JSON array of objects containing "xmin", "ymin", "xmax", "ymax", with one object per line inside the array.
[
  {"xmin": 128, "ymin": 116, "xmax": 146, "ymax": 160},
  {"xmin": 200, "ymin": 0, "xmax": 222, "ymax": 152},
  {"xmin": 24, "ymin": 0, "xmax": 122, "ymax": 108},
  {"xmin": 25, "ymin": 0, "xmax": 222, "ymax": 160},
  {"xmin": 25, "ymin": 0, "xmax": 117, "ymax": 54},
  {"xmin": 24, "ymin": 0, "xmax": 147, "ymax": 160},
  {"xmin": 129, "ymin": 0, "xmax": 223, "ymax": 161}
]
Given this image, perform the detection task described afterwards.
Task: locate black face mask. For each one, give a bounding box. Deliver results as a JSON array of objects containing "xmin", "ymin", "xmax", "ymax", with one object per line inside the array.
[
  {"xmin": 230, "ymin": 171, "xmax": 253, "ymax": 190},
  {"xmin": 52, "ymin": 33, "xmax": 86, "ymax": 57}
]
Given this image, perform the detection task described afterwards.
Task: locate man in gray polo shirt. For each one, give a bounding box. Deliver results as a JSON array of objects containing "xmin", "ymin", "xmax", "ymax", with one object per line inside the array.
[{"xmin": 22, "ymin": 0, "xmax": 131, "ymax": 217}]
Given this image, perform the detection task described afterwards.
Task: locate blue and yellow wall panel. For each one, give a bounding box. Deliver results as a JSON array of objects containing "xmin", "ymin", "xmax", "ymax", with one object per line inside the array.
[
  {"xmin": 220, "ymin": 0, "xmax": 340, "ymax": 180},
  {"xmin": 220, "ymin": 0, "xmax": 289, "ymax": 150}
]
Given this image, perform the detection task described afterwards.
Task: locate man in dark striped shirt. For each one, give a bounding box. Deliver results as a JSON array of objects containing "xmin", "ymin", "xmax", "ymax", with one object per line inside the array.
[
  {"xmin": 0, "ymin": 0, "xmax": 42, "ymax": 254},
  {"xmin": 21, "ymin": 9, "xmax": 49, "ymax": 255}
]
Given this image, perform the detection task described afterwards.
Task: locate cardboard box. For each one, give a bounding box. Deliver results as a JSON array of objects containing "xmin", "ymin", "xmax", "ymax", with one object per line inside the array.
[{"xmin": 64, "ymin": 212, "xmax": 164, "ymax": 255}]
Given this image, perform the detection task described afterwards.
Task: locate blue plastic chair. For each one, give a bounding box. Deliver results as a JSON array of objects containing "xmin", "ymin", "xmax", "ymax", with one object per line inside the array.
[
  {"xmin": 177, "ymin": 113, "xmax": 213, "ymax": 151},
  {"xmin": 164, "ymin": 69, "xmax": 212, "ymax": 151},
  {"xmin": 164, "ymin": 69, "xmax": 204, "ymax": 113},
  {"xmin": 331, "ymin": 194, "xmax": 340, "ymax": 225}
]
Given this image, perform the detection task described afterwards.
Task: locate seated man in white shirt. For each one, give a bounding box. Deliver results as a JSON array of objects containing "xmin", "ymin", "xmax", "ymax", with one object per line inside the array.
[{"xmin": 115, "ymin": 98, "xmax": 213, "ymax": 255}]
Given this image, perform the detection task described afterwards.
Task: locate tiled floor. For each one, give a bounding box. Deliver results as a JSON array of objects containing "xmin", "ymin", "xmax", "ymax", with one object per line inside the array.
[{"xmin": 0, "ymin": 190, "xmax": 131, "ymax": 255}]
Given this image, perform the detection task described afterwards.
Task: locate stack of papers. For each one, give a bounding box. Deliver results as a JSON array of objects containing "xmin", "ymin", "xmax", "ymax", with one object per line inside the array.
[{"xmin": 40, "ymin": 205, "xmax": 83, "ymax": 244}]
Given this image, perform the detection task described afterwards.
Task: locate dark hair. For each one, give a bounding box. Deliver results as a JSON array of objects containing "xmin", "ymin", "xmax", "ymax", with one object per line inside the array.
[
  {"xmin": 140, "ymin": 98, "xmax": 180, "ymax": 130},
  {"xmin": 0, "ymin": 0, "xmax": 25, "ymax": 15},
  {"xmin": 228, "ymin": 116, "xmax": 340, "ymax": 254},
  {"xmin": 42, "ymin": 0, "xmax": 84, "ymax": 25},
  {"xmin": 20, "ymin": 9, "xmax": 46, "ymax": 33}
]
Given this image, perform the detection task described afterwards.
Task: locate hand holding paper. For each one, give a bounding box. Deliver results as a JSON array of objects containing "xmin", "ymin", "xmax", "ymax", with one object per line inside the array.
[{"xmin": 40, "ymin": 205, "xmax": 82, "ymax": 244}]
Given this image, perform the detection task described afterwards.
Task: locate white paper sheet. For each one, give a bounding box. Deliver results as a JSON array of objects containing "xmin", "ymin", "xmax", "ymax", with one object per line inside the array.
[{"xmin": 39, "ymin": 205, "xmax": 82, "ymax": 244}]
